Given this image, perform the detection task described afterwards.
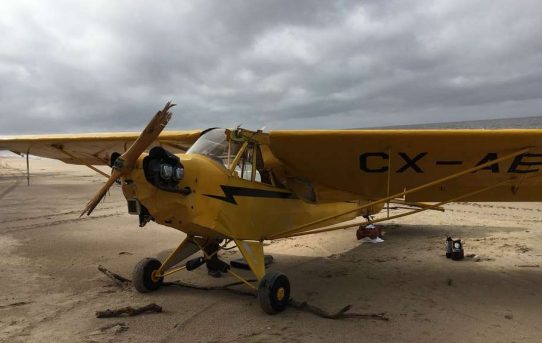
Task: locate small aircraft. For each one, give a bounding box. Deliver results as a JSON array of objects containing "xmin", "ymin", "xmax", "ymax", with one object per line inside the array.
[{"xmin": 2, "ymin": 102, "xmax": 542, "ymax": 314}]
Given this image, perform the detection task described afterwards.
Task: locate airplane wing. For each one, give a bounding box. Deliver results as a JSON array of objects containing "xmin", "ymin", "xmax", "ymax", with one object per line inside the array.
[
  {"xmin": 268, "ymin": 129, "xmax": 542, "ymax": 202},
  {"xmin": 0, "ymin": 130, "xmax": 202, "ymax": 165}
]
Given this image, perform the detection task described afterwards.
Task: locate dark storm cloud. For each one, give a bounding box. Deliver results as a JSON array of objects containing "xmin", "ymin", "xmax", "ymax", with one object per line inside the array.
[{"xmin": 1, "ymin": 0, "xmax": 542, "ymax": 134}]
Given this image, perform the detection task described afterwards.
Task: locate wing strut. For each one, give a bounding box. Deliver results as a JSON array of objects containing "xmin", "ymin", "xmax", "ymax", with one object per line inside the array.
[
  {"xmin": 386, "ymin": 147, "xmax": 391, "ymax": 218},
  {"xmin": 269, "ymin": 146, "xmax": 531, "ymax": 239},
  {"xmin": 282, "ymin": 177, "xmax": 516, "ymax": 238},
  {"xmin": 389, "ymin": 199, "xmax": 445, "ymax": 212},
  {"xmin": 25, "ymin": 146, "xmax": 30, "ymax": 186},
  {"xmin": 51, "ymin": 145, "xmax": 110, "ymax": 179}
]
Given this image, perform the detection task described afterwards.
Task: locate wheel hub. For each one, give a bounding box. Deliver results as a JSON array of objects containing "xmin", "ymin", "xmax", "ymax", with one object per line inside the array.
[
  {"xmin": 276, "ymin": 287, "xmax": 285, "ymax": 301},
  {"xmin": 151, "ymin": 270, "xmax": 161, "ymax": 283}
]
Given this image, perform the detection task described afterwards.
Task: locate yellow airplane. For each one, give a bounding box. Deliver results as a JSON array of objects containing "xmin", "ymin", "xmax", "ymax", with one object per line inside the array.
[{"xmin": 2, "ymin": 102, "xmax": 542, "ymax": 314}]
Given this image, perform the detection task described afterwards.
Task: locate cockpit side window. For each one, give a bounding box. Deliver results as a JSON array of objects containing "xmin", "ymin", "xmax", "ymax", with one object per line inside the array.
[
  {"xmin": 234, "ymin": 144, "xmax": 273, "ymax": 185},
  {"xmin": 254, "ymin": 145, "xmax": 273, "ymax": 185},
  {"xmin": 237, "ymin": 145, "xmax": 259, "ymax": 182}
]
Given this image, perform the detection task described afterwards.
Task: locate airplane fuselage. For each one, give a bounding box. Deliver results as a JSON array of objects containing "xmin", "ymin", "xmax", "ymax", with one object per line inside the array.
[{"xmin": 122, "ymin": 152, "xmax": 377, "ymax": 240}]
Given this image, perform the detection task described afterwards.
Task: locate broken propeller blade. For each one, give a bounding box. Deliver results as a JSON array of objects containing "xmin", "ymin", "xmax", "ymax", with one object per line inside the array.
[
  {"xmin": 80, "ymin": 102, "xmax": 175, "ymax": 216},
  {"xmin": 119, "ymin": 101, "xmax": 175, "ymax": 172},
  {"xmin": 80, "ymin": 170, "xmax": 121, "ymax": 217}
]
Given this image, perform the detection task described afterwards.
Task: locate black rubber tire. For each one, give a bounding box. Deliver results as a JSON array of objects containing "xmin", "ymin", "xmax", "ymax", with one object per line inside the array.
[
  {"xmin": 132, "ymin": 258, "xmax": 163, "ymax": 293},
  {"xmin": 257, "ymin": 272, "xmax": 290, "ymax": 314}
]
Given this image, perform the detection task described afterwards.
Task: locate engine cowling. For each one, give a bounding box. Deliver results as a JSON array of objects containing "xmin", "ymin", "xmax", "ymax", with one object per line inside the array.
[{"xmin": 143, "ymin": 147, "xmax": 184, "ymax": 192}]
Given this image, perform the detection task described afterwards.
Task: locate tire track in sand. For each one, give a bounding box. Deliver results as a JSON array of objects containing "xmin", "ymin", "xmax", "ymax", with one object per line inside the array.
[
  {"xmin": 0, "ymin": 177, "xmax": 22, "ymax": 200},
  {"xmin": 2, "ymin": 212, "xmax": 124, "ymax": 234}
]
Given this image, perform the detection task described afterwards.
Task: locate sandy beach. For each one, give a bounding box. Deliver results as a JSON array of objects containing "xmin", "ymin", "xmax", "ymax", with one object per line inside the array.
[{"xmin": 1, "ymin": 156, "xmax": 541, "ymax": 343}]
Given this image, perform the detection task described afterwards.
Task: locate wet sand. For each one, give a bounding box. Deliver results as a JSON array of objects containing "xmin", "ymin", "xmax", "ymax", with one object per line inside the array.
[{"xmin": 1, "ymin": 157, "xmax": 541, "ymax": 343}]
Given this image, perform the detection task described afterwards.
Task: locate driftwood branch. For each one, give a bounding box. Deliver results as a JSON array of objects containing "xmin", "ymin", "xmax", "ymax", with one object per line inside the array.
[
  {"xmin": 98, "ymin": 264, "xmax": 131, "ymax": 287},
  {"xmin": 97, "ymin": 265, "xmax": 389, "ymax": 321},
  {"xmin": 96, "ymin": 303, "xmax": 162, "ymax": 318},
  {"xmin": 289, "ymin": 299, "xmax": 388, "ymax": 320},
  {"xmin": 0, "ymin": 301, "xmax": 32, "ymax": 309},
  {"xmin": 164, "ymin": 280, "xmax": 256, "ymax": 296}
]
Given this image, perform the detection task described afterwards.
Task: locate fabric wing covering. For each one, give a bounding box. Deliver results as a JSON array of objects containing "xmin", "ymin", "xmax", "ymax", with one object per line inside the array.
[
  {"xmin": 269, "ymin": 129, "xmax": 542, "ymax": 202},
  {"xmin": 0, "ymin": 130, "xmax": 202, "ymax": 166}
]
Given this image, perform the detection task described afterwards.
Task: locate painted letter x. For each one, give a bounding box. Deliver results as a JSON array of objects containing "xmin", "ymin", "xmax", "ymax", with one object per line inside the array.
[{"xmin": 396, "ymin": 152, "xmax": 427, "ymax": 173}]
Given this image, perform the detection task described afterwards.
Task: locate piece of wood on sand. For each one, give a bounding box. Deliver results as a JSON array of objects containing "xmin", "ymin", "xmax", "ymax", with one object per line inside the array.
[
  {"xmin": 98, "ymin": 264, "xmax": 131, "ymax": 287},
  {"xmin": 96, "ymin": 303, "xmax": 162, "ymax": 318}
]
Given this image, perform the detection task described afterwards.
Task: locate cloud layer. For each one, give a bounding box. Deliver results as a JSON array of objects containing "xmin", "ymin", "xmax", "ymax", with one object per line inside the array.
[{"xmin": 1, "ymin": 0, "xmax": 542, "ymax": 134}]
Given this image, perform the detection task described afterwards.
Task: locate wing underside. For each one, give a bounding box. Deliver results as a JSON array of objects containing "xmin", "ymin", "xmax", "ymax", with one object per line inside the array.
[{"xmin": 0, "ymin": 130, "xmax": 201, "ymax": 165}]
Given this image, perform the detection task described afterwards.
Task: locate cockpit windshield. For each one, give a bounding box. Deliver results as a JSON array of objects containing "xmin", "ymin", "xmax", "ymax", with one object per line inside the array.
[{"xmin": 186, "ymin": 129, "xmax": 240, "ymax": 167}]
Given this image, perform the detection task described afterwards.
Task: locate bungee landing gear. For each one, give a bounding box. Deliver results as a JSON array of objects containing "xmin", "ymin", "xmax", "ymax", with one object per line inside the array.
[{"xmin": 131, "ymin": 237, "xmax": 292, "ymax": 315}]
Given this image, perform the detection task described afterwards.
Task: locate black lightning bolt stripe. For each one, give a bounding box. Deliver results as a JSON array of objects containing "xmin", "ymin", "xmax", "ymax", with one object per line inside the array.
[{"xmin": 204, "ymin": 185, "xmax": 297, "ymax": 205}]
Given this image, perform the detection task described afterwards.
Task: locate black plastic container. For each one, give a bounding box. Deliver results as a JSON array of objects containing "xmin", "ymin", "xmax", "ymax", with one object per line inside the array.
[
  {"xmin": 445, "ymin": 236, "xmax": 453, "ymax": 258},
  {"xmin": 451, "ymin": 239, "xmax": 464, "ymax": 261}
]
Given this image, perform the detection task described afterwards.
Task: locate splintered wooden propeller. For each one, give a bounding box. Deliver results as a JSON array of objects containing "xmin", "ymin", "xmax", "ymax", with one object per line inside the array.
[{"xmin": 80, "ymin": 101, "xmax": 175, "ymax": 216}]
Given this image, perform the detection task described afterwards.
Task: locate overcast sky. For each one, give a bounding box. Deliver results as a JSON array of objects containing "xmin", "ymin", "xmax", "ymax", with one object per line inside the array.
[{"xmin": 1, "ymin": 0, "xmax": 542, "ymax": 134}]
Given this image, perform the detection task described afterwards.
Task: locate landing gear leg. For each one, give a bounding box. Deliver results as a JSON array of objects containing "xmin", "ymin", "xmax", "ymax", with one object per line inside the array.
[{"xmin": 234, "ymin": 240, "xmax": 291, "ymax": 314}]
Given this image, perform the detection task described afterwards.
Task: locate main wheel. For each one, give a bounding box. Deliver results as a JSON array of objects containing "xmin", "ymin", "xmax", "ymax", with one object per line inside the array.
[
  {"xmin": 257, "ymin": 272, "xmax": 290, "ymax": 314},
  {"xmin": 132, "ymin": 257, "xmax": 163, "ymax": 293}
]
